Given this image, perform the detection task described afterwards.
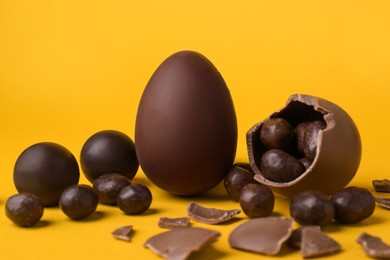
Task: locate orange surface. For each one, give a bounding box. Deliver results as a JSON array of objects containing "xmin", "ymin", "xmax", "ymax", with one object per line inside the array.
[{"xmin": 1, "ymin": 1, "xmax": 390, "ymax": 259}]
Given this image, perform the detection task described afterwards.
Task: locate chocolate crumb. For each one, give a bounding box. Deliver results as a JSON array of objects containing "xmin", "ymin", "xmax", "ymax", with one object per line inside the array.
[
  {"xmin": 158, "ymin": 217, "xmax": 191, "ymax": 229},
  {"xmin": 186, "ymin": 201, "xmax": 240, "ymax": 224},
  {"xmin": 375, "ymin": 198, "xmax": 390, "ymax": 210},
  {"xmin": 372, "ymin": 179, "xmax": 390, "ymax": 193},
  {"xmin": 228, "ymin": 216, "xmax": 293, "ymax": 255},
  {"xmin": 144, "ymin": 227, "xmax": 220, "ymax": 260},
  {"xmin": 357, "ymin": 232, "xmax": 390, "ymax": 258},
  {"xmin": 301, "ymin": 227, "xmax": 341, "ymax": 258},
  {"xmin": 112, "ymin": 225, "xmax": 133, "ymax": 242}
]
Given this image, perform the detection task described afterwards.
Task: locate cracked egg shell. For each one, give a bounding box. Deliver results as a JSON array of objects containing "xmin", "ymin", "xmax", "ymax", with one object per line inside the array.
[
  {"xmin": 135, "ymin": 51, "xmax": 237, "ymax": 196},
  {"xmin": 247, "ymin": 94, "xmax": 361, "ymax": 197}
]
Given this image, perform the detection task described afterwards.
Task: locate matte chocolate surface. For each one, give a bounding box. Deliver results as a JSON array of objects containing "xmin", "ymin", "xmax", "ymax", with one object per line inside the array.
[
  {"xmin": 144, "ymin": 227, "xmax": 220, "ymax": 260},
  {"xmin": 287, "ymin": 226, "xmax": 321, "ymax": 249},
  {"xmin": 228, "ymin": 217, "xmax": 293, "ymax": 255},
  {"xmin": 112, "ymin": 225, "xmax": 134, "ymax": 242},
  {"xmin": 135, "ymin": 51, "xmax": 237, "ymax": 196},
  {"xmin": 301, "ymin": 226, "xmax": 341, "ymax": 258},
  {"xmin": 158, "ymin": 217, "xmax": 191, "ymax": 229},
  {"xmin": 357, "ymin": 232, "xmax": 390, "ymax": 258},
  {"xmin": 248, "ymin": 94, "xmax": 361, "ymax": 197},
  {"xmin": 372, "ymin": 179, "xmax": 390, "ymax": 193},
  {"xmin": 186, "ymin": 201, "xmax": 240, "ymax": 224},
  {"xmin": 13, "ymin": 142, "xmax": 80, "ymax": 206}
]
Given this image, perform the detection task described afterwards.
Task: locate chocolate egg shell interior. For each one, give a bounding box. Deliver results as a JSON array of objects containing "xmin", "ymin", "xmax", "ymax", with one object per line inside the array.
[{"xmin": 247, "ymin": 94, "xmax": 362, "ymax": 197}]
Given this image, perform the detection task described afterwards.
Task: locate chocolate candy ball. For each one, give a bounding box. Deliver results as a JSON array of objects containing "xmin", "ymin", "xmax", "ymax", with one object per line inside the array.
[
  {"xmin": 239, "ymin": 183, "xmax": 275, "ymax": 218},
  {"xmin": 331, "ymin": 186, "xmax": 375, "ymax": 224},
  {"xmin": 93, "ymin": 173, "xmax": 131, "ymax": 205},
  {"xmin": 59, "ymin": 184, "xmax": 99, "ymax": 220},
  {"xmin": 80, "ymin": 130, "xmax": 139, "ymax": 183},
  {"xmin": 259, "ymin": 117, "xmax": 294, "ymax": 152},
  {"xmin": 5, "ymin": 193, "xmax": 44, "ymax": 227},
  {"xmin": 290, "ymin": 190, "xmax": 335, "ymax": 227},
  {"xmin": 117, "ymin": 184, "xmax": 152, "ymax": 215},
  {"xmin": 13, "ymin": 142, "xmax": 80, "ymax": 206},
  {"xmin": 224, "ymin": 166, "xmax": 256, "ymax": 201}
]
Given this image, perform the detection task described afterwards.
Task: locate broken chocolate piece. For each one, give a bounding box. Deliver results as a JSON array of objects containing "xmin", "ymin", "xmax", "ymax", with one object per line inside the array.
[
  {"xmin": 144, "ymin": 227, "xmax": 220, "ymax": 260},
  {"xmin": 287, "ymin": 226, "xmax": 321, "ymax": 250},
  {"xmin": 158, "ymin": 217, "xmax": 191, "ymax": 229},
  {"xmin": 357, "ymin": 232, "xmax": 390, "ymax": 258},
  {"xmin": 186, "ymin": 201, "xmax": 240, "ymax": 224},
  {"xmin": 375, "ymin": 198, "xmax": 390, "ymax": 210},
  {"xmin": 301, "ymin": 227, "xmax": 341, "ymax": 258},
  {"xmin": 228, "ymin": 216, "xmax": 293, "ymax": 255},
  {"xmin": 372, "ymin": 179, "xmax": 390, "ymax": 193},
  {"xmin": 112, "ymin": 225, "xmax": 133, "ymax": 242}
]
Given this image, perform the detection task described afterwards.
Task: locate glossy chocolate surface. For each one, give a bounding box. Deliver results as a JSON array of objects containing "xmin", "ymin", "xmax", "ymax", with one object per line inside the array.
[
  {"xmin": 248, "ymin": 94, "xmax": 361, "ymax": 197},
  {"xmin": 13, "ymin": 142, "xmax": 80, "ymax": 206},
  {"xmin": 186, "ymin": 201, "xmax": 240, "ymax": 224},
  {"xmin": 135, "ymin": 51, "xmax": 237, "ymax": 195},
  {"xmin": 80, "ymin": 130, "xmax": 139, "ymax": 183}
]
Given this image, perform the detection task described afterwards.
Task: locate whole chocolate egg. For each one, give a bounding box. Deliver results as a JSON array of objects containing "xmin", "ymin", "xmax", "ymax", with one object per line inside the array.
[
  {"xmin": 247, "ymin": 94, "xmax": 361, "ymax": 197},
  {"xmin": 135, "ymin": 51, "xmax": 237, "ymax": 196}
]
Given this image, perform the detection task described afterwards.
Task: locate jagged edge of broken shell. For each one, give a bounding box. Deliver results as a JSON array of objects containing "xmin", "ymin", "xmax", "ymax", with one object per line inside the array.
[
  {"xmin": 247, "ymin": 94, "xmax": 334, "ymax": 188},
  {"xmin": 228, "ymin": 216, "xmax": 294, "ymax": 255},
  {"xmin": 186, "ymin": 201, "xmax": 241, "ymax": 224},
  {"xmin": 144, "ymin": 227, "xmax": 221, "ymax": 260}
]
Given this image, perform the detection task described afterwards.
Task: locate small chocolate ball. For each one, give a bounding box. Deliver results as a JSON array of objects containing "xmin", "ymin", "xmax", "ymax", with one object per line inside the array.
[
  {"xmin": 117, "ymin": 184, "xmax": 152, "ymax": 215},
  {"xmin": 224, "ymin": 166, "xmax": 256, "ymax": 201},
  {"xmin": 59, "ymin": 184, "xmax": 99, "ymax": 220},
  {"xmin": 290, "ymin": 190, "xmax": 334, "ymax": 227},
  {"xmin": 239, "ymin": 183, "xmax": 275, "ymax": 218},
  {"xmin": 13, "ymin": 142, "xmax": 80, "ymax": 206},
  {"xmin": 295, "ymin": 120, "xmax": 326, "ymax": 160},
  {"xmin": 331, "ymin": 186, "xmax": 375, "ymax": 224},
  {"xmin": 5, "ymin": 193, "xmax": 44, "ymax": 227},
  {"xmin": 93, "ymin": 173, "xmax": 131, "ymax": 205},
  {"xmin": 80, "ymin": 130, "xmax": 139, "ymax": 183},
  {"xmin": 259, "ymin": 117, "xmax": 294, "ymax": 152},
  {"xmin": 261, "ymin": 149, "xmax": 305, "ymax": 182},
  {"xmin": 233, "ymin": 162, "xmax": 255, "ymax": 175}
]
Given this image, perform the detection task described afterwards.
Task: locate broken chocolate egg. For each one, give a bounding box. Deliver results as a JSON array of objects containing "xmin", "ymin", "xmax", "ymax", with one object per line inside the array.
[
  {"xmin": 247, "ymin": 94, "xmax": 361, "ymax": 197},
  {"xmin": 135, "ymin": 51, "xmax": 237, "ymax": 196}
]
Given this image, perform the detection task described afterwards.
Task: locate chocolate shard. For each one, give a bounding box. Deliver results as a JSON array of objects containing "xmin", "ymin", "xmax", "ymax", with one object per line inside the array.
[
  {"xmin": 144, "ymin": 227, "xmax": 220, "ymax": 260},
  {"xmin": 287, "ymin": 226, "xmax": 321, "ymax": 250},
  {"xmin": 372, "ymin": 179, "xmax": 390, "ymax": 193},
  {"xmin": 186, "ymin": 201, "xmax": 241, "ymax": 224},
  {"xmin": 301, "ymin": 227, "xmax": 341, "ymax": 258},
  {"xmin": 158, "ymin": 217, "xmax": 191, "ymax": 229},
  {"xmin": 375, "ymin": 198, "xmax": 390, "ymax": 210},
  {"xmin": 228, "ymin": 216, "xmax": 293, "ymax": 255},
  {"xmin": 357, "ymin": 232, "xmax": 390, "ymax": 258},
  {"xmin": 112, "ymin": 225, "xmax": 133, "ymax": 242}
]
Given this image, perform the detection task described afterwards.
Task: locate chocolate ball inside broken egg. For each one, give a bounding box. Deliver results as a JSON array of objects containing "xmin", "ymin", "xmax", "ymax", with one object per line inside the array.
[
  {"xmin": 135, "ymin": 51, "xmax": 237, "ymax": 196},
  {"xmin": 247, "ymin": 94, "xmax": 361, "ymax": 197}
]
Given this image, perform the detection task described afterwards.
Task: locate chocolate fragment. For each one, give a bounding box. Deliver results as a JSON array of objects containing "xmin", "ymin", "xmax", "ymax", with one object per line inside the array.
[
  {"xmin": 186, "ymin": 201, "xmax": 240, "ymax": 224},
  {"xmin": 375, "ymin": 197, "xmax": 390, "ymax": 210},
  {"xmin": 373, "ymin": 179, "xmax": 390, "ymax": 193},
  {"xmin": 112, "ymin": 225, "xmax": 133, "ymax": 242},
  {"xmin": 144, "ymin": 227, "xmax": 220, "ymax": 260},
  {"xmin": 158, "ymin": 217, "xmax": 191, "ymax": 229},
  {"xmin": 228, "ymin": 217, "xmax": 293, "ymax": 255},
  {"xmin": 357, "ymin": 232, "xmax": 390, "ymax": 258},
  {"xmin": 287, "ymin": 226, "xmax": 321, "ymax": 250},
  {"xmin": 301, "ymin": 227, "xmax": 341, "ymax": 258}
]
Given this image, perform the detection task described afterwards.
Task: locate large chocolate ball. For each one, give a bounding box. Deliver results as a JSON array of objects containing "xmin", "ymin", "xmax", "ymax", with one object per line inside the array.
[
  {"xmin": 13, "ymin": 142, "xmax": 80, "ymax": 206},
  {"xmin": 80, "ymin": 130, "xmax": 139, "ymax": 183}
]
